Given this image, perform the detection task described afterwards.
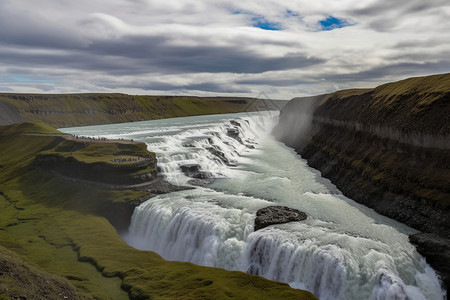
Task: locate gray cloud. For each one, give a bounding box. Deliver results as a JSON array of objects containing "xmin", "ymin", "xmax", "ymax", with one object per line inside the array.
[
  {"xmin": 321, "ymin": 61, "xmax": 450, "ymax": 83},
  {"xmin": 235, "ymin": 78, "xmax": 314, "ymax": 87},
  {"xmin": 97, "ymin": 79, "xmax": 252, "ymax": 94},
  {"xmin": 0, "ymin": 0, "xmax": 449, "ymax": 98},
  {"xmin": 349, "ymin": 0, "xmax": 450, "ymax": 32},
  {"xmin": 1, "ymin": 34, "xmax": 324, "ymax": 76}
]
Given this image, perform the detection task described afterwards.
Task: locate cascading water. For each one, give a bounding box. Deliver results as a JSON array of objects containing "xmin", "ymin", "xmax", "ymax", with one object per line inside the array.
[{"xmin": 61, "ymin": 112, "xmax": 446, "ymax": 300}]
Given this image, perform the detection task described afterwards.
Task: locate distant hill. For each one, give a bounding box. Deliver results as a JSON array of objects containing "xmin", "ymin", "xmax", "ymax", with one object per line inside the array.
[{"xmin": 0, "ymin": 93, "xmax": 287, "ymax": 127}]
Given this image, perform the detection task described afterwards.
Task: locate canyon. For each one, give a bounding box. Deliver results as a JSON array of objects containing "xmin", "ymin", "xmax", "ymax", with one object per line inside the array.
[{"xmin": 273, "ymin": 73, "xmax": 450, "ymax": 288}]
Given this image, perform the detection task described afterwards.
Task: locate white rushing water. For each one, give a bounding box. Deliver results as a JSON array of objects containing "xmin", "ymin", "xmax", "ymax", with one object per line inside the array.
[{"xmin": 61, "ymin": 112, "xmax": 446, "ymax": 300}]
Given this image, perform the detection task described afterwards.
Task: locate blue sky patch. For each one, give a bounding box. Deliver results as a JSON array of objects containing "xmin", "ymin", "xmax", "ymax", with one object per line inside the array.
[
  {"xmin": 10, "ymin": 76, "xmax": 54, "ymax": 83},
  {"xmin": 319, "ymin": 16, "xmax": 352, "ymax": 31},
  {"xmin": 232, "ymin": 10, "xmax": 281, "ymax": 31},
  {"xmin": 251, "ymin": 16, "xmax": 281, "ymax": 31}
]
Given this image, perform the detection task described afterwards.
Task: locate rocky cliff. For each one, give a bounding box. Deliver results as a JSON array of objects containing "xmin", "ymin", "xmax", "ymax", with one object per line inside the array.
[
  {"xmin": 0, "ymin": 93, "xmax": 283, "ymax": 128},
  {"xmin": 273, "ymin": 73, "xmax": 450, "ymax": 287}
]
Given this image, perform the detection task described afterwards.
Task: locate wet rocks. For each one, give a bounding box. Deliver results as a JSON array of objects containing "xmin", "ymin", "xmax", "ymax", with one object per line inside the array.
[
  {"xmin": 206, "ymin": 147, "xmax": 236, "ymax": 166},
  {"xmin": 254, "ymin": 206, "xmax": 307, "ymax": 231},
  {"xmin": 409, "ymin": 233, "xmax": 450, "ymax": 289},
  {"xmin": 180, "ymin": 164, "xmax": 212, "ymax": 179},
  {"xmin": 230, "ymin": 120, "xmax": 241, "ymax": 127},
  {"xmin": 226, "ymin": 127, "xmax": 244, "ymax": 144}
]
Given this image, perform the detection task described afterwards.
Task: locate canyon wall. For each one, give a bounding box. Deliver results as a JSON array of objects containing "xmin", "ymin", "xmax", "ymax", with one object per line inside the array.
[{"xmin": 273, "ymin": 73, "xmax": 450, "ymax": 287}]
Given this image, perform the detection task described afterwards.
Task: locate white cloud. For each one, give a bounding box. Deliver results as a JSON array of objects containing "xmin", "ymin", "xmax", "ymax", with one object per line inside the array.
[{"xmin": 0, "ymin": 0, "xmax": 449, "ymax": 99}]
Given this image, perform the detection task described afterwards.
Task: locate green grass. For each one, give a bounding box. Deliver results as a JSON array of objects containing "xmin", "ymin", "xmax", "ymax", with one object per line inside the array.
[
  {"xmin": 0, "ymin": 123, "xmax": 317, "ymax": 299},
  {"xmin": 314, "ymin": 73, "xmax": 450, "ymax": 137},
  {"xmin": 372, "ymin": 73, "xmax": 450, "ymax": 108}
]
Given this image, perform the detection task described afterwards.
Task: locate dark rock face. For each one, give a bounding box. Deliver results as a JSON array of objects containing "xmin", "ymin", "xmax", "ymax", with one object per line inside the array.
[{"xmin": 254, "ymin": 206, "xmax": 307, "ymax": 231}]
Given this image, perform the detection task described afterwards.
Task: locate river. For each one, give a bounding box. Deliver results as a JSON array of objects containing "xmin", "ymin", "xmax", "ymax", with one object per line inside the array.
[{"xmin": 61, "ymin": 112, "xmax": 445, "ymax": 300}]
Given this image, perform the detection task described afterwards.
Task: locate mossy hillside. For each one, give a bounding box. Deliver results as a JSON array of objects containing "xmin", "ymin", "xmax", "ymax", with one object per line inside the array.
[
  {"xmin": 372, "ymin": 73, "xmax": 450, "ymax": 109},
  {"xmin": 0, "ymin": 94, "xmax": 265, "ymax": 128},
  {"xmin": 0, "ymin": 244, "xmax": 89, "ymax": 299},
  {"xmin": 0, "ymin": 124, "xmax": 317, "ymax": 299}
]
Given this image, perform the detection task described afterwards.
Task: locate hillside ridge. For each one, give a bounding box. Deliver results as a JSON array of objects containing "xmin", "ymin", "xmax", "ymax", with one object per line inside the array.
[{"xmin": 0, "ymin": 93, "xmax": 285, "ymax": 127}]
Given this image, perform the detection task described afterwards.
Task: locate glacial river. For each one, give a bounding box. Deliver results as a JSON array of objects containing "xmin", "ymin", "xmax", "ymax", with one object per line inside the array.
[{"xmin": 61, "ymin": 112, "xmax": 445, "ymax": 300}]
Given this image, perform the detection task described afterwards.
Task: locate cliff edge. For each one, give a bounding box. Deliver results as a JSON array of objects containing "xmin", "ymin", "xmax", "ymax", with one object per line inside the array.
[{"xmin": 273, "ymin": 73, "xmax": 450, "ymax": 288}]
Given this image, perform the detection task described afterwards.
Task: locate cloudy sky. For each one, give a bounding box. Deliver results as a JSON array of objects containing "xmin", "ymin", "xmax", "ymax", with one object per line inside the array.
[{"xmin": 1, "ymin": 0, "xmax": 449, "ymax": 99}]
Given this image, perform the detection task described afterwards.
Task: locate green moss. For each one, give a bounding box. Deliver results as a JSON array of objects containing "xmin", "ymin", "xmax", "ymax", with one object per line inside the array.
[{"xmin": 0, "ymin": 123, "xmax": 317, "ymax": 299}]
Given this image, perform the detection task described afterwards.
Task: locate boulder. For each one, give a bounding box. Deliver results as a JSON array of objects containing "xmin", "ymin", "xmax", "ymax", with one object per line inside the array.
[{"xmin": 254, "ymin": 206, "xmax": 307, "ymax": 231}]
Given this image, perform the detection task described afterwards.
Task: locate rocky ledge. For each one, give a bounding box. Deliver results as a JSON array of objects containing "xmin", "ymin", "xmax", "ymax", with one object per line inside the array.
[{"xmin": 254, "ymin": 206, "xmax": 307, "ymax": 231}]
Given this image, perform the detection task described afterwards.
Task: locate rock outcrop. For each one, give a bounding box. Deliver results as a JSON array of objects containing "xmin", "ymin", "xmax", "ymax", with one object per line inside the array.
[
  {"xmin": 254, "ymin": 206, "xmax": 307, "ymax": 231},
  {"xmin": 273, "ymin": 73, "xmax": 450, "ymax": 288}
]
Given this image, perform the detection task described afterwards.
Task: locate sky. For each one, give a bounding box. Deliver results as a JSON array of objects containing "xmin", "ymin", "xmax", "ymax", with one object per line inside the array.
[{"xmin": 0, "ymin": 0, "xmax": 449, "ymax": 99}]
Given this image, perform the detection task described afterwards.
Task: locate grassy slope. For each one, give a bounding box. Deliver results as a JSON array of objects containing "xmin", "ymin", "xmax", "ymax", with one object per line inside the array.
[
  {"xmin": 0, "ymin": 123, "xmax": 317, "ymax": 299},
  {"xmin": 0, "ymin": 94, "xmax": 268, "ymax": 128},
  {"xmin": 317, "ymin": 73, "xmax": 450, "ymax": 135},
  {"xmin": 0, "ymin": 245, "xmax": 89, "ymax": 299}
]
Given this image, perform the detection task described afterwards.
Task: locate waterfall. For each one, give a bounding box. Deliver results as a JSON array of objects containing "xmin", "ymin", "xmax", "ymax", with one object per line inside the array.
[{"xmin": 61, "ymin": 112, "xmax": 446, "ymax": 300}]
